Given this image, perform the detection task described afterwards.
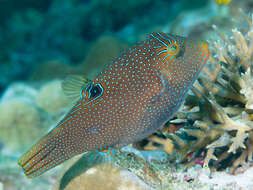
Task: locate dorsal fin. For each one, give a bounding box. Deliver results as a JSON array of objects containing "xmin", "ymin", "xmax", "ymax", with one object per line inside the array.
[{"xmin": 61, "ymin": 75, "xmax": 91, "ymax": 101}]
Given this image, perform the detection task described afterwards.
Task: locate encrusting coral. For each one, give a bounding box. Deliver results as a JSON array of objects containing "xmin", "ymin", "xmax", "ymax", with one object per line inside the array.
[
  {"xmin": 0, "ymin": 83, "xmax": 42, "ymax": 153},
  {"xmin": 0, "ymin": 99, "xmax": 41, "ymax": 153},
  {"xmin": 36, "ymin": 80, "xmax": 72, "ymax": 114},
  {"xmin": 134, "ymin": 13, "xmax": 253, "ymax": 174}
]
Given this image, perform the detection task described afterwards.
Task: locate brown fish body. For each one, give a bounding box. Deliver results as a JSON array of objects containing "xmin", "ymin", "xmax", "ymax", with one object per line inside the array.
[{"xmin": 18, "ymin": 32, "xmax": 209, "ymax": 177}]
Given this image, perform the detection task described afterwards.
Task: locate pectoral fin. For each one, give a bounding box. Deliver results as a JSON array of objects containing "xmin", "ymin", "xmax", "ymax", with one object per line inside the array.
[{"xmin": 61, "ymin": 75, "xmax": 91, "ymax": 101}]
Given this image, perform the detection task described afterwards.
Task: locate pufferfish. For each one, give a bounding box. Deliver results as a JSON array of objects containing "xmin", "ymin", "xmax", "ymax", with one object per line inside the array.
[{"xmin": 18, "ymin": 32, "xmax": 209, "ymax": 178}]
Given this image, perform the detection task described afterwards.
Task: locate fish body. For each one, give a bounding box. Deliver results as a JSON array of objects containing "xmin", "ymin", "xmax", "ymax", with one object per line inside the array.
[{"xmin": 18, "ymin": 32, "xmax": 209, "ymax": 177}]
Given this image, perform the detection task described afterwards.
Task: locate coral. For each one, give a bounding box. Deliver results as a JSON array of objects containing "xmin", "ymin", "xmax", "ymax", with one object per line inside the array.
[
  {"xmin": 177, "ymin": 13, "xmax": 253, "ymax": 171},
  {"xmin": 63, "ymin": 164, "xmax": 149, "ymax": 190},
  {"xmin": 54, "ymin": 152, "xmax": 150, "ymax": 190},
  {"xmin": 1, "ymin": 83, "xmax": 38, "ymax": 103},
  {"xmin": 0, "ymin": 99, "xmax": 41, "ymax": 153},
  {"xmin": 133, "ymin": 124, "xmax": 183, "ymax": 155},
  {"xmin": 35, "ymin": 80, "xmax": 72, "ymax": 114},
  {"xmin": 109, "ymin": 149, "xmax": 214, "ymax": 190},
  {"xmin": 54, "ymin": 149, "xmax": 217, "ymax": 190}
]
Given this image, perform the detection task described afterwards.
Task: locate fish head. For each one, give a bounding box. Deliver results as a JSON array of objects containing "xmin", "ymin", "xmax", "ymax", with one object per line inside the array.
[{"xmin": 151, "ymin": 32, "xmax": 209, "ymax": 89}]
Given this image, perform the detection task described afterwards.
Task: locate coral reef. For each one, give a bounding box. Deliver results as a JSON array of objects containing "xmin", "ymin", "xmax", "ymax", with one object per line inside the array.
[
  {"xmin": 0, "ymin": 82, "xmax": 68, "ymax": 190},
  {"xmin": 0, "ymin": 83, "xmax": 42, "ymax": 153},
  {"xmin": 61, "ymin": 163, "xmax": 149, "ymax": 190},
  {"xmin": 54, "ymin": 153, "xmax": 150, "ymax": 190},
  {"xmin": 112, "ymin": 146, "xmax": 253, "ymax": 189},
  {"xmin": 2, "ymin": 2, "xmax": 253, "ymax": 190},
  {"xmin": 53, "ymin": 149, "xmax": 217, "ymax": 190},
  {"xmin": 1, "ymin": 83, "xmax": 38, "ymax": 102}
]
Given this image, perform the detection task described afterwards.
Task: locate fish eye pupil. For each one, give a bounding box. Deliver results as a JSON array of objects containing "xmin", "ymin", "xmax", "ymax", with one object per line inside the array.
[{"xmin": 90, "ymin": 85, "xmax": 102, "ymax": 97}]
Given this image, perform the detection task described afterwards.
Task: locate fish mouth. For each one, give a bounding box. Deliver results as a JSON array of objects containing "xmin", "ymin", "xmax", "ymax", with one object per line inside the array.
[{"xmin": 199, "ymin": 40, "xmax": 210, "ymax": 70}]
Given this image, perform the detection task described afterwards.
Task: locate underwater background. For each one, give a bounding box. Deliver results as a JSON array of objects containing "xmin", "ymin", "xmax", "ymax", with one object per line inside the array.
[{"xmin": 1, "ymin": 0, "xmax": 253, "ymax": 189}]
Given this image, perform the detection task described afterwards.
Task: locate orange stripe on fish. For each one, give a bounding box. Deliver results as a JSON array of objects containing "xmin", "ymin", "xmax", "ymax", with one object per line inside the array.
[{"xmin": 18, "ymin": 32, "xmax": 209, "ymax": 178}]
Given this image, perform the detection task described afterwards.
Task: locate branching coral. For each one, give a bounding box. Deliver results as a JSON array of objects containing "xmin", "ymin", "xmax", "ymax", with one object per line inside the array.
[{"xmin": 135, "ymin": 13, "xmax": 253, "ymax": 174}]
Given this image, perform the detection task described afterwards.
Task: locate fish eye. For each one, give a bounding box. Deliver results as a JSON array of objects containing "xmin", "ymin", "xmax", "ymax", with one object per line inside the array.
[
  {"xmin": 90, "ymin": 84, "xmax": 103, "ymax": 98},
  {"xmin": 171, "ymin": 45, "xmax": 177, "ymax": 50},
  {"xmin": 167, "ymin": 42, "xmax": 179, "ymax": 55}
]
